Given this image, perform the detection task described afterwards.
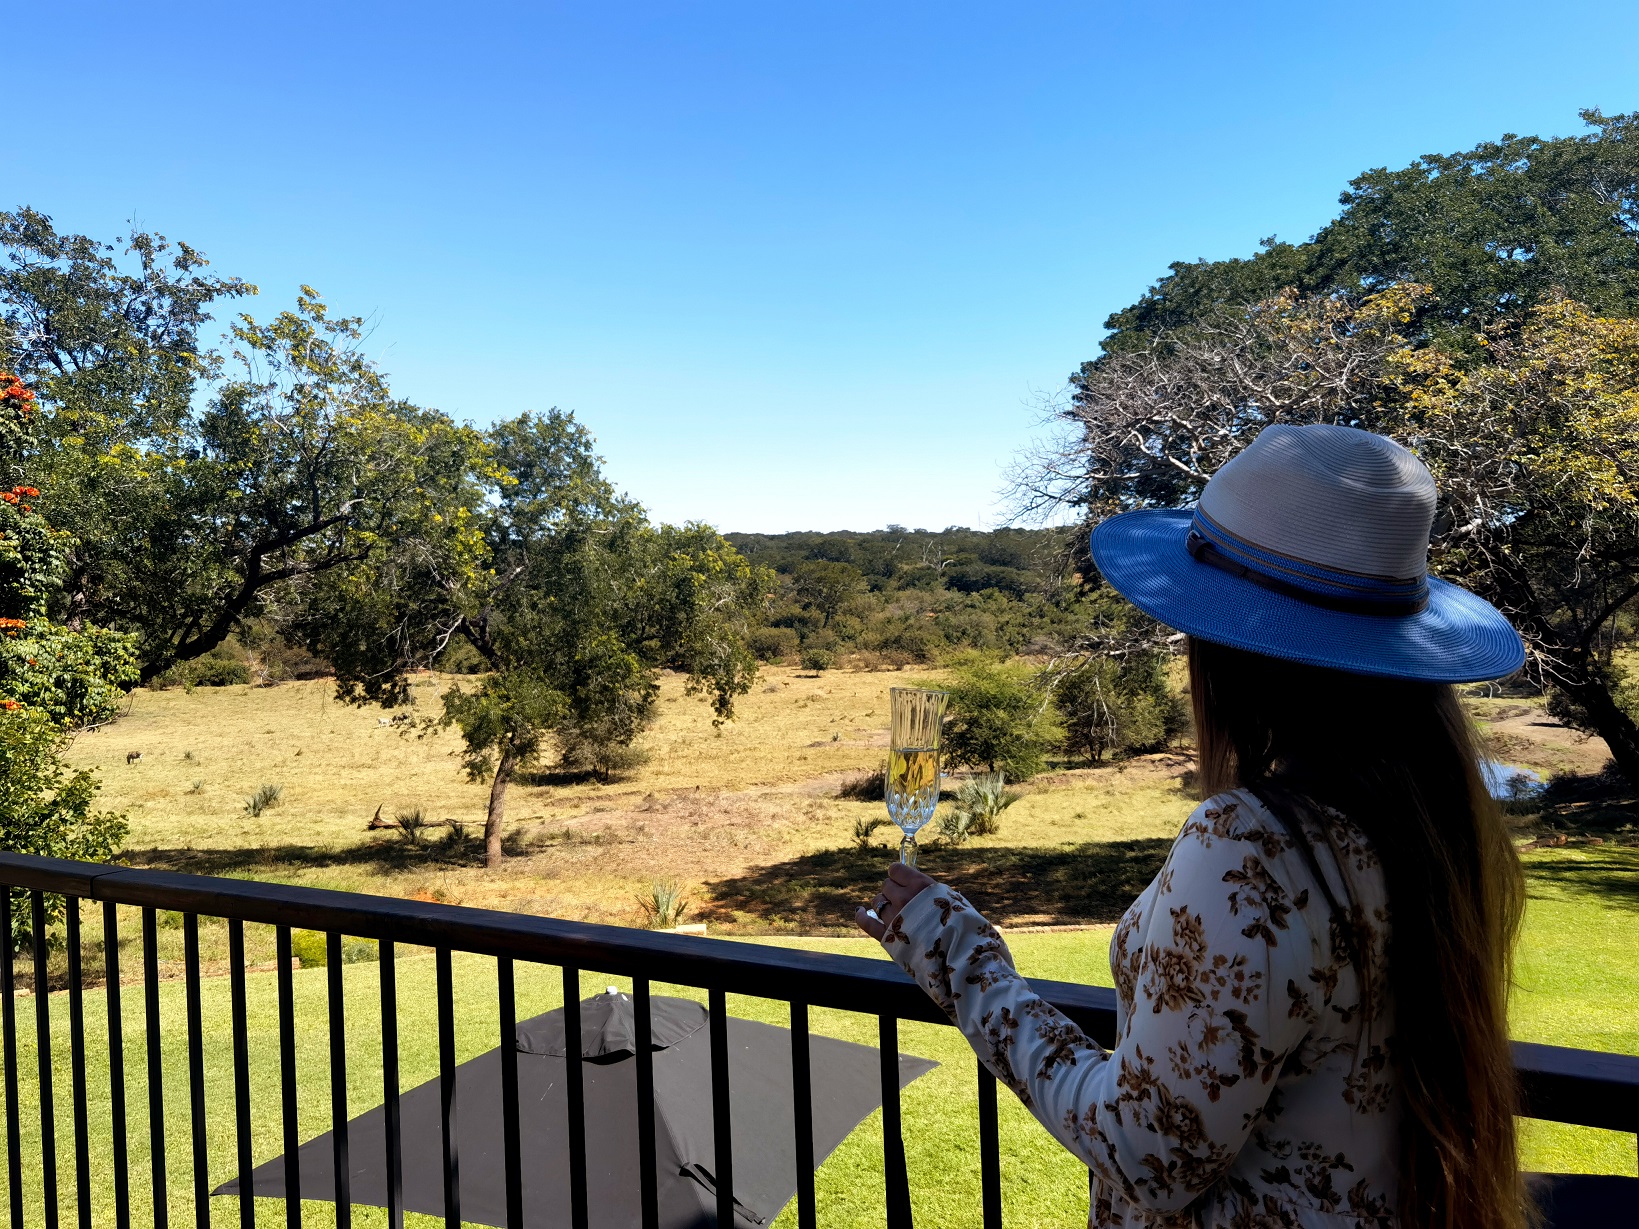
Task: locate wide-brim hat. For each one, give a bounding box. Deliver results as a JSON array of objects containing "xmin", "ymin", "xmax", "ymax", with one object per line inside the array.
[{"xmin": 1088, "ymin": 424, "xmax": 1525, "ymax": 682}]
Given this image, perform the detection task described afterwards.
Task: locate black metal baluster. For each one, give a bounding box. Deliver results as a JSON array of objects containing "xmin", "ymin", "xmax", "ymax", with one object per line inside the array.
[
  {"xmin": 102, "ymin": 903, "xmax": 130, "ymax": 1229},
  {"xmin": 708, "ymin": 987, "xmax": 733, "ymax": 1229},
  {"xmin": 326, "ymin": 934, "xmax": 350, "ymax": 1228},
  {"xmin": 274, "ymin": 926, "xmax": 299, "ymax": 1228},
  {"xmin": 227, "ymin": 922, "xmax": 253, "ymax": 1229},
  {"xmin": 562, "ymin": 967, "xmax": 588, "ymax": 1229},
  {"xmin": 2, "ymin": 897, "xmax": 22, "ymax": 1229},
  {"xmin": 143, "ymin": 907, "xmax": 168, "ymax": 1229},
  {"xmin": 183, "ymin": 916, "xmax": 209, "ymax": 1227},
  {"xmin": 633, "ymin": 979, "xmax": 658, "ymax": 1229},
  {"xmin": 436, "ymin": 947, "xmax": 459, "ymax": 1229},
  {"xmin": 789, "ymin": 1002, "xmax": 816, "ymax": 1229},
  {"xmin": 379, "ymin": 942, "xmax": 402, "ymax": 1229},
  {"xmin": 977, "ymin": 1062, "xmax": 1002, "ymax": 1229},
  {"xmin": 497, "ymin": 959, "xmax": 522, "ymax": 1229},
  {"xmin": 32, "ymin": 893, "xmax": 58, "ymax": 1229},
  {"xmin": 879, "ymin": 1015, "xmax": 912, "ymax": 1229},
  {"xmin": 65, "ymin": 902, "xmax": 90, "ymax": 1229}
]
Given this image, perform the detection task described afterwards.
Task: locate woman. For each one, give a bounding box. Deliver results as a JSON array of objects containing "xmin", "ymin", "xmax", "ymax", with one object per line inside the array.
[{"xmin": 858, "ymin": 425, "xmax": 1529, "ymax": 1229}]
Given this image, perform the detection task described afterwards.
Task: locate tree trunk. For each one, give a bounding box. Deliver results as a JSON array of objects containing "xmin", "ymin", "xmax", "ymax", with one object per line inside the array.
[
  {"xmin": 485, "ymin": 745, "xmax": 520, "ymax": 869},
  {"xmin": 1558, "ymin": 666, "xmax": 1639, "ymax": 789}
]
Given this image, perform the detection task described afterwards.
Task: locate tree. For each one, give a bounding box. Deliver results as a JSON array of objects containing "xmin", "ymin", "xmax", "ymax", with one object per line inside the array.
[
  {"xmin": 0, "ymin": 371, "xmax": 132, "ymax": 932},
  {"xmin": 1033, "ymin": 284, "xmax": 1639, "ymax": 789},
  {"xmin": 936, "ymin": 655, "xmax": 1062, "ymax": 781},
  {"xmin": 0, "ymin": 210, "xmax": 472, "ymax": 681},
  {"xmin": 1053, "ymin": 653, "xmax": 1186, "ymax": 763},
  {"xmin": 1098, "ymin": 110, "xmax": 1639, "ymax": 356},
  {"xmin": 790, "ymin": 560, "xmax": 865, "ymax": 627},
  {"xmin": 301, "ymin": 409, "xmax": 769, "ymax": 867}
]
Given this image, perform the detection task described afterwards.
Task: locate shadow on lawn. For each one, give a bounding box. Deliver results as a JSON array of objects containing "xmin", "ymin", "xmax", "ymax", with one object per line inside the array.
[
  {"xmin": 1523, "ymin": 848, "xmax": 1639, "ymax": 912},
  {"xmin": 700, "ymin": 838, "xmax": 1173, "ymax": 932},
  {"xmin": 117, "ymin": 826, "xmax": 545, "ymax": 877}
]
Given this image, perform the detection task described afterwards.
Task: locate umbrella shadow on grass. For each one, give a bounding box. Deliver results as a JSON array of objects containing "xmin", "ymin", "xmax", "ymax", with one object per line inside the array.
[{"xmin": 700, "ymin": 838, "xmax": 1174, "ymax": 932}]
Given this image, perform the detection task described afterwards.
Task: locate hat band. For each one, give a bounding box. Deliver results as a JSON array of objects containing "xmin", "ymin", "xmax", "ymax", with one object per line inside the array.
[{"xmin": 1186, "ymin": 510, "xmax": 1429, "ymax": 617}]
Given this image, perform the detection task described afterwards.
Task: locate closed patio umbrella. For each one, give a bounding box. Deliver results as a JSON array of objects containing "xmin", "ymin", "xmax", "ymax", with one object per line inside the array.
[{"xmin": 216, "ymin": 991, "xmax": 937, "ymax": 1228}]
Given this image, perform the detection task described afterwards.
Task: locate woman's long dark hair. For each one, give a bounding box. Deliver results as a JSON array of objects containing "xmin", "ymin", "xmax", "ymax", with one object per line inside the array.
[{"xmin": 1188, "ymin": 638, "xmax": 1526, "ymax": 1229}]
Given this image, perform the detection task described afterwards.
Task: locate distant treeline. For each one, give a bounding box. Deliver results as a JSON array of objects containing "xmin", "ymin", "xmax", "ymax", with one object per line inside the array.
[{"xmin": 723, "ymin": 526, "xmax": 1090, "ymax": 667}]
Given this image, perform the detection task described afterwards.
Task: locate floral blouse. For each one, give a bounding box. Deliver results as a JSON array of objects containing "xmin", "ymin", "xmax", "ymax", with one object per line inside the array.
[{"xmin": 881, "ymin": 790, "xmax": 1399, "ymax": 1228}]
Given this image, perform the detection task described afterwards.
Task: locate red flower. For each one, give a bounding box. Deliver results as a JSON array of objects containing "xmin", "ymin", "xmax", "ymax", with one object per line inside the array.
[{"xmin": 0, "ymin": 700, "xmax": 18, "ymax": 711}]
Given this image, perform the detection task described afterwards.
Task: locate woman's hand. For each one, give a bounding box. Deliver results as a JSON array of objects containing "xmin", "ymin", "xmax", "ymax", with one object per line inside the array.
[{"xmin": 855, "ymin": 862, "xmax": 935, "ymax": 940}]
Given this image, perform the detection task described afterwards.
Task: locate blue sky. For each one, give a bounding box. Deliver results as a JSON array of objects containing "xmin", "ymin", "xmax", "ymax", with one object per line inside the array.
[{"xmin": 9, "ymin": 2, "xmax": 1639, "ymax": 531}]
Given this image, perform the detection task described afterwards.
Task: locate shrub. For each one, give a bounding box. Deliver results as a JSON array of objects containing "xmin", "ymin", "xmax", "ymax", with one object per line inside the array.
[
  {"xmin": 636, "ymin": 880, "xmax": 690, "ymax": 929},
  {"xmin": 1054, "ymin": 655, "xmax": 1188, "ymax": 762},
  {"xmin": 243, "ymin": 783, "xmax": 283, "ymax": 817},
  {"xmin": 747, "ymin": 626, "xmax": 800, "ymax": 663},
  {"xmin": 289, "ymin": 930, "xmax": 378, "ymax": 967},
  {"xmin": 0, "ymin": 706, "xmax": 126, "ymax": 936},
  {"xmin": 939, "ymin": 772, "xmax": 1020, "ymax": 845},
  {"xmin": 151, "ymin": 654, "xmax": 252, "ymax": 690},
  {"xmin": 799, "ymin": 647, "xmax": 834, "ymax": 673},
  {"xmin": 934, "ymin": 655, "xmax": 1063, "ymax": 781},
  {"xmin": 838, "ymin": 764, "xmax": 886, "ymax": 801}
]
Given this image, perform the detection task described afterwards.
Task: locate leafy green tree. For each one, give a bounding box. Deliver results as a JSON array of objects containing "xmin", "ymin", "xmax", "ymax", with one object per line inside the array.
[
  {"xmin": 1040, "ymin": 282, "xmax": 1639, "ymax": 788},
  {"xmin": 791, "ymin": 560, "xmax": 865, "ymax": 627},
  {"xmin": 0, "ymin": 210, "xmax": 473, "ymax": 682},
  {"xmin": 1098, "ymin": 109, "xmax": 1639, "ymax": 355},
  {"xmin": 302, "ymin": 409, "xmax": 768, "ymax": 867},
  {"xmin": 1053, "ymin": 654, "xmax": 1186, "ymax": 763},
  {"xmin": 0, "ymin": 371, "xmax": 131, "ymax": 930},
  {"xmin": 935, "ymin": 655, "xmax": 1062, "ymax": 781}
]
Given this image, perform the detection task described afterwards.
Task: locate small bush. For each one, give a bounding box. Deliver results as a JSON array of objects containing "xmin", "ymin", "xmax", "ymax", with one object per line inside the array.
[
  {"xmin": 838, "ymin": 764, "xmax": 886, "ymax": 801},
  {"xmin": 432, "ymin": 637, "xmax": 488, "ymax": 675},
  {"xmin": 636, "ymin": 880, "xmax": 690, "ymax": 929},
  {"xmin": 243, "ymin": 783, "xmax": 283, "ymax": 817},
  {"xmin": 747, "ymin": 626, "xmax": 800, "ymax": 663},
  {"xmin": 287, "ymin": 931, "xmax": 377, "ymax": 967},
  {"xmin": 151, "ymin": 656, "xmax": 252, "ymax": 690},
  {"xmin": 187, "ymin": 779, "xmax": 204, "ymax": 795},
  {"xmin": 939, "ymin": 772, "xmax": 1020, "ymax": 845},
  {"xmin": 799, "ymin": 647, "xmax": 834, "ymax": 674}
]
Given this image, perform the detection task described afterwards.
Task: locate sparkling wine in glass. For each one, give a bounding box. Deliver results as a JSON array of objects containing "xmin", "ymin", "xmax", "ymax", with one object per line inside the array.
[{"xmin": 886, "ymin": 687, "xmax": 947, "ymax": 867}]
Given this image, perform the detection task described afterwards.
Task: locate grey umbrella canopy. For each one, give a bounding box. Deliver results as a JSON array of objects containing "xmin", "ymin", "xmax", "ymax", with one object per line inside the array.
[{"xmin": 216, "ymin": 992, "xmax": 937, "ymax": 1228}]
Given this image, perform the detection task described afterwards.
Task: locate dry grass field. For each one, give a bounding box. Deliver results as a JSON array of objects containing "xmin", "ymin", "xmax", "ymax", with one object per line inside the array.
[{"xmin": 67, "ymin": 667, "xmax": 1193, "ymax": 932}]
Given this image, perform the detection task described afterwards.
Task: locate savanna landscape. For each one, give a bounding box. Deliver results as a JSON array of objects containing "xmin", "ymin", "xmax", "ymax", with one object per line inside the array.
[{"xmin": 5, "ymin": 94, "xmax": 1639, "ymax": 1229}]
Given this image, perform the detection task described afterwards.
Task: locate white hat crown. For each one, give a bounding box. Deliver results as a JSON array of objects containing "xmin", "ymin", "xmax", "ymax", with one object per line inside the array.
[{"xmin": 1190, "ymin": 424, "xmax": 1436, "ymax": 614}]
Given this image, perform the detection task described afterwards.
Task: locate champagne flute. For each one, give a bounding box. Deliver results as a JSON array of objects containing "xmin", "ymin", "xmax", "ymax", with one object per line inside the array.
[{"xmin": 886, "ymin": 687, "xmax": 947, "ymax": 868}]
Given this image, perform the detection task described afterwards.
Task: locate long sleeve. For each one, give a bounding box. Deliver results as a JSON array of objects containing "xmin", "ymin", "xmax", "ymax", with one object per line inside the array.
[{"xmin": 881, "ymin": 800, "xmax": 1322, "ymax": 1215}]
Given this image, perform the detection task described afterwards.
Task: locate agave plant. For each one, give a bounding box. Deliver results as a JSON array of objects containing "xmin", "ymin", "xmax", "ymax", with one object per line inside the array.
[
  {"xmin": 636, "ymin": 879, "xmax": 691, "ymax": 929},
  {"xmin": 939, "ymin": 772, "xmax": 1019, "ymax": 846},
  {"xmin": 243, "ymin": 783, "xmax": 284, "ymax": 817}
]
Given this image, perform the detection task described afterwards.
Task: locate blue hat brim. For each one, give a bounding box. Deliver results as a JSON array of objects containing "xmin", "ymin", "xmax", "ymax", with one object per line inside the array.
[{"xmin": 1089, "ymin": 509, "xmax": 1525, "ymax": 683}]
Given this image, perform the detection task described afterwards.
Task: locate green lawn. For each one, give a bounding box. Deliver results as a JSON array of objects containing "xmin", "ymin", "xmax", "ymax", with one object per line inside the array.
[{"xmin": 0, "ymin": 848, "xmax": 1633, "ymax": 1227}]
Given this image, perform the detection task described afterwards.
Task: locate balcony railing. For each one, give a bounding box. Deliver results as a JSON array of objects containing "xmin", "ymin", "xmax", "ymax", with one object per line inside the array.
[{"xmin": 0, "ymin": 851, "xmax": 1635, "ymax": 1228}]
